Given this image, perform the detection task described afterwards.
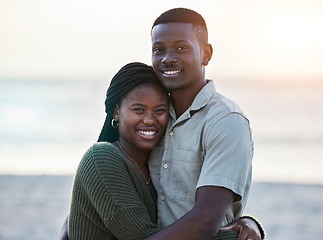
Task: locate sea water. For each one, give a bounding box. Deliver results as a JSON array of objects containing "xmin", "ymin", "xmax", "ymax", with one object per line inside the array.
[{"xmin": 0, "ymin": 77, "xmax": 323, "ymax": 184}]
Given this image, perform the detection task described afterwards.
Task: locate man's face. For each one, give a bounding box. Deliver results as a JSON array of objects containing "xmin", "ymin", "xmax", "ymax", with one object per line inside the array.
[{"xmin": 151, "ymin": 23, "xmax": 206, "ymax": 93}]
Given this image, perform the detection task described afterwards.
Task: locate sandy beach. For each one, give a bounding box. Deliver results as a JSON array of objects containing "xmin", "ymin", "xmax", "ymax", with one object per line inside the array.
[{"xmin": 0, "ymin": 175, "xmax": 322, "ymax": 240}]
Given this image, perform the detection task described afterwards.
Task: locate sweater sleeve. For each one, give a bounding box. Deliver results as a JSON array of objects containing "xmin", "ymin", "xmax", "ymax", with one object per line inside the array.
[{"xmin": 69, "ymin": 143, "xmax": 160, "ymax": 240}]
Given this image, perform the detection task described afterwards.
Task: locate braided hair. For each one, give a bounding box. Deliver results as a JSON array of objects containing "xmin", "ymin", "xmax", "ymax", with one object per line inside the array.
[{"xmin": 98, "ymin": 62, "xmax": 165, "ymax": 142}]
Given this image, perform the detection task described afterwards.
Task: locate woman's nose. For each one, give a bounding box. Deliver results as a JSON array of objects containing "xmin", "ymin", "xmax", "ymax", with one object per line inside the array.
[{"xmin": 142, "ymin": 113, "xmax": 155, "ymax": 125}]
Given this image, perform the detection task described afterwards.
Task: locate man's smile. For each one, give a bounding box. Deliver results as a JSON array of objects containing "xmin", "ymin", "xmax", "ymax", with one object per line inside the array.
[{"xmin": 163, "ymin": 70, "xmax": 182, "ymax": 75}]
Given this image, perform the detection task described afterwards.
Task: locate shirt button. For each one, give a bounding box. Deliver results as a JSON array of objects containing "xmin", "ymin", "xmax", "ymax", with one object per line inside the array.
[
  {"xmin": 169, "ymin": 131, "xmax": 174, "ymax": 136},
  {"xmin": 160, "ymin": 196, "xmax": 165, "ymax": 201},
  {"xmin": 163, "ymin": 163, "xmax": 168, "ymax": 169}
]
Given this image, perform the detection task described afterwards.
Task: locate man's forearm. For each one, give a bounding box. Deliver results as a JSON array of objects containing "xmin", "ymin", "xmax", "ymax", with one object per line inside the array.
[{"xmin": 146, "ymin": 186, "xmax": 235, "ymax": 240}]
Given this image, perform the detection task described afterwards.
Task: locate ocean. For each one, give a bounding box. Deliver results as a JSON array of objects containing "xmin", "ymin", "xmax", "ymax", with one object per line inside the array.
[{"xmin": 1, "ymin": 77, "xmax": 322, "ymax": 183}]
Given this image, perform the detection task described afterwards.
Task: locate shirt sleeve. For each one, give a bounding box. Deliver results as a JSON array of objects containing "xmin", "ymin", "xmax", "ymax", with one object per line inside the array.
[
  {"xmin": 71, "ymin": 143, "xmax": 160, "ymax": 239},
  {"xmin": 197, "ymin": 113, "xmax": 253, "ymax": 201}
]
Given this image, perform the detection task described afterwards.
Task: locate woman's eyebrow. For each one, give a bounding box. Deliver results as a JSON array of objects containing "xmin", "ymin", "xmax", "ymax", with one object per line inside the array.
[{"xmin": 130, "ymin": 103, "xmax": 146, "ymax": 107}]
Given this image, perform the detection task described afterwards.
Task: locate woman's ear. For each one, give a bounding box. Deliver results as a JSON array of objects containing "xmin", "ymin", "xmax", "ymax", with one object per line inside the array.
[
  {"xmin": 202, "ymin": 43, "xmax": 213, "ymax": 66},
  {"xmin": 113, "ymin": 104, "xmax": 120, "ymax": 121}
]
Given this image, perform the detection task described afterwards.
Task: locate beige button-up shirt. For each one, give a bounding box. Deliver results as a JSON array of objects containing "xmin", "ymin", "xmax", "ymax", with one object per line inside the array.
[{"xmin": 149, "ymin": 80, "xmax": 253, "ymax": 228}]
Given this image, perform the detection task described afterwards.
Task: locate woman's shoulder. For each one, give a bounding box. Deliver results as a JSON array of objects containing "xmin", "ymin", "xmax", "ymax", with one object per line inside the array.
[
  {"xmin": 90, "ymin": 141, "xmax": 115, "ymax": 152},
  {"xmin": 78, "ymin": 142, "xmax": 124, "ymax": 170},
  {"xmin": 88, "ymin": 142, "xmax": 123, "ymax": 161}
]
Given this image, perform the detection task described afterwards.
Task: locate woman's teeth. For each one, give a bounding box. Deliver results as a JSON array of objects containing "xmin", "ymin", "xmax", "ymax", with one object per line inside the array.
[{"xmin": 138, "ymin": 131, "xmax": 156, "ymax": 136}]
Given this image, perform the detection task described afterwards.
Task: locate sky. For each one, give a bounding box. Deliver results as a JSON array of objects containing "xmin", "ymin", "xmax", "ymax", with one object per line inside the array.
[{"xmin": 1, "ymin": 0, "xmax": 323, "ymax": 83}]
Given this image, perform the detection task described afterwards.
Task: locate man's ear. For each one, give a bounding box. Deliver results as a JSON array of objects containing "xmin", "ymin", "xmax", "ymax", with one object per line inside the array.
[
  {"xmin": 202, "ymin": 43, "xmax": 213, "ymax": 66},
  {"xmin": 113, "ymin": 104, "xmax": 120, "ymax": 121}
]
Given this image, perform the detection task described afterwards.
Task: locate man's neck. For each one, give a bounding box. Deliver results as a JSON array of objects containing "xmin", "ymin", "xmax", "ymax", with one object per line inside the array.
[{"xmin": 170, "ymin": 81, "xmax": 208, "ymax": 118}]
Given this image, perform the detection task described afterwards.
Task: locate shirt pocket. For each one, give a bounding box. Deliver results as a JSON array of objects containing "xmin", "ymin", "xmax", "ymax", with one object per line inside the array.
[{"xmin": 171, "ymin": 148, "xmax": 203, "ymax": 202}]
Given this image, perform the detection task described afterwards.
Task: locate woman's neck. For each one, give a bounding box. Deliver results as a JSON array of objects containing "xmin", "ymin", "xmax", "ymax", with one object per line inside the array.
[{"xmin": 113, "ymin": 140, "xmax": 150, "ymax": 184}]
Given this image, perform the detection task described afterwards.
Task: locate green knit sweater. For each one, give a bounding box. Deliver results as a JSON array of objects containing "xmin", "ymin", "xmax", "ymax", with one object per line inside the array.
[
  {"xmin": 68, "ymin": 142, "xmax": 239, "ymax": 240},
  {"xmin": 68, "ymin": 142, "xmax": 159, "ymax": 239}
]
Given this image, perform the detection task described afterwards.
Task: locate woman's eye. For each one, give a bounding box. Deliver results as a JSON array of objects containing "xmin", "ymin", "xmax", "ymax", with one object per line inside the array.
[
  {"xmin": 133, "ymin": 108, "xmax": 144, "ymax": 112},
  {"xmin": 156, "ymin": 108, "xmax": 166, "ymax": 113}
]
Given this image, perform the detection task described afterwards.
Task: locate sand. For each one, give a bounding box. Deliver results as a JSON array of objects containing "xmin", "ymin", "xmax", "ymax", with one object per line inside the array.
[{"xmin": 0, "ymin": 175, "xmax": 322, "ymax": 240}]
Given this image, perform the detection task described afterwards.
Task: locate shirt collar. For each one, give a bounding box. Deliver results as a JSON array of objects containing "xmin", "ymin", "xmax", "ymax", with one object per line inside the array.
[
  {"xmin": 190, "ymin": 80, "xmax": 216, "ymax": 111},
  {"xmin": 169, "ymin": 80, "xmax": 217, "ymax": 121}
]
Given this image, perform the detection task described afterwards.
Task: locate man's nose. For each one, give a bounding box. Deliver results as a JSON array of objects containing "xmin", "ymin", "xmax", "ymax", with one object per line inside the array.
[{"xmin": 161, "ymin": 51, "xmax": 177, "ymax": 64}]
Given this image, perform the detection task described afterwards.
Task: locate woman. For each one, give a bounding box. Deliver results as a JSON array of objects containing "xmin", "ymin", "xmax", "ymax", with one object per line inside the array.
[
  {"xmin": 66, "ymin": 62, "xmax": 263, "ymax": 240},
  {"xmin": 68, "ymin": 62, "xmax": 168, "ymax": 239}
]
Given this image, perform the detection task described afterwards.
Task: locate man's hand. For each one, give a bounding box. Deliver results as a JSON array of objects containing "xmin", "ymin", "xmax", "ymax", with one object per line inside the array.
[{"xmin": 220, "ymin": 217, "xmax": 262, "ymax": 240}]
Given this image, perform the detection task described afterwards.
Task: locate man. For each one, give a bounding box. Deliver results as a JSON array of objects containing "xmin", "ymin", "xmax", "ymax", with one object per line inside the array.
[
  {"xmin": 59, "ymin": 8, "xmax": 264, "ymax": 240},
  {"xmin": 147, "ymin": 8, "xmax": 264, "ymax": 240}
]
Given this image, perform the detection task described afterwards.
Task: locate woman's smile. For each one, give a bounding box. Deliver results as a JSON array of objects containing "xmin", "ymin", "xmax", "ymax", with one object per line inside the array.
[{"xmin": 117, "ymin": 84, "xmax": 169, "ymax": 152}]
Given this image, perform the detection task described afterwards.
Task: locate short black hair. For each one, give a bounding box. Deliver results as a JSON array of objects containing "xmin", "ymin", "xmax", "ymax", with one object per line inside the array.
[
  {"xmin": 98, "ymin": 62, "xmax": 165, "ymax": 142},
  {"xmin": 152, "ymin": 8, "xmax": 208, "ymax": 45}
]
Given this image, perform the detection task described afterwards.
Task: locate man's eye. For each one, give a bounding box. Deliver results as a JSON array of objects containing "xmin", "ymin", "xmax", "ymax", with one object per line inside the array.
[
  {"xmin": 153, "ymin": 47, "xmax": 163, "ymax": 53},
  {"xmin": 177, "ymin": 46, "xmax": 187, "ymax": 51},
  {"xmin": 133, "ymin": 108, "xmax": 144, "ymax": 112}
]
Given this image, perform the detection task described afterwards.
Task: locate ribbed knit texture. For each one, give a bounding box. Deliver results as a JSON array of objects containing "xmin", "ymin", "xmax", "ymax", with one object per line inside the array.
[
  {"xmin": 211, "ymin": 230, "xmax": 239, "ymax": 240},
  {"xmin": 68, "ymin": 142, "xmax": 240, "ymax": 240},
  {"xmin": 68, "ymin": 142, "xmax": 159, "ymax": 240}
]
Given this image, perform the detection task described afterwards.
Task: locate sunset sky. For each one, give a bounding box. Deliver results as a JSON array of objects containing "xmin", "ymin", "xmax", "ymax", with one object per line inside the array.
[{"xmin": 1, "ymin": 0, "xmax": 323, "ymax": 83}]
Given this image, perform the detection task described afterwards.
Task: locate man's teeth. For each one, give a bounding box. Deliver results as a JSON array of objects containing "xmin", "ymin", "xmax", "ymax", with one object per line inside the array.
[
  {"xmin": 138, "ymin": 131, "xmax": 156, "ymax": 136},
  {"xmin": 164, "ymin": 70, "xmax": 181, "ymax": 75}
]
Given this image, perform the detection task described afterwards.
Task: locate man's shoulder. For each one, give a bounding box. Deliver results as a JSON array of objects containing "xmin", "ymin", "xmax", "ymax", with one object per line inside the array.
[
  {"xmin": 213, "ymin": 92, "xmax": 243, "ymax": 112},
  {"xmin": 200, "ymin": 80, "xmax": 244, "ymax": 114},
  {"xmin": 204, "ymin": 90, "xmax": 246, "ymax": 119}
]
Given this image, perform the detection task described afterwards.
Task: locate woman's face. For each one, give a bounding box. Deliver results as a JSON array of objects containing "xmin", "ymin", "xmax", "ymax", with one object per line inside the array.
[{"xmin": 117, "ymin": 84, "xmax": 169, "ymax": 151}]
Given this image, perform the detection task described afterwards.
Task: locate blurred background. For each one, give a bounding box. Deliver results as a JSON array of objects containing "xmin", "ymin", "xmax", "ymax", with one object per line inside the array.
[{"xmin": 1, "ymin": 0, "xmax": 323, "ymax": 239}]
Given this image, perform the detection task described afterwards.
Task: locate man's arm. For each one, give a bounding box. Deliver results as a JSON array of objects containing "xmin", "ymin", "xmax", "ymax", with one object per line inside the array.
[{"xmin": 146, "ymin": 186, "xmax": 235, "ymax": 240}]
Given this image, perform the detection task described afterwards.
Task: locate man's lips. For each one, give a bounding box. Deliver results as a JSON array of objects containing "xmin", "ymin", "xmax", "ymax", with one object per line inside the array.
[
  {"xmin": 161, "ymin": 69, "xmax": 182, "ymax": 78},
  {"xmin": 163, "ymin": 70, "xmax": 181, "ymax": 75}
]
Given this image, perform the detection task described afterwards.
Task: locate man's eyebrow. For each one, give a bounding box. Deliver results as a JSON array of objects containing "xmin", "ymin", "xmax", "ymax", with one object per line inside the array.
[
  {"xmin": 152, "ymin": 40, "xmax": 190, "ymax": 45},
  {"xmin": 174, "ymin": 40, "xmax": 190, "ymax": 44},
  {"xmin": 152, "ymin": 41, "xmax": 163, "ymax": 46}
]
